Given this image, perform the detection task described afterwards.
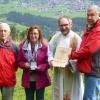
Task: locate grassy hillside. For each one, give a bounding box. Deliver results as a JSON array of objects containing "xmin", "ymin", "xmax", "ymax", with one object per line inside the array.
[
  {"xmin": 0, "ymin": 1, "xmax": 87, "ymax": 40},
  {"xmin": 0, "ymin": 3, "xmax": 86, "ymax": 38}
]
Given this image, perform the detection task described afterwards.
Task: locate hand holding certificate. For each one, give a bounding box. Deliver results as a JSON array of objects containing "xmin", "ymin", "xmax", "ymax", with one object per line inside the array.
[{"xmin": 53, "ymin": 47, "xmax": 72, "ymax": 68}]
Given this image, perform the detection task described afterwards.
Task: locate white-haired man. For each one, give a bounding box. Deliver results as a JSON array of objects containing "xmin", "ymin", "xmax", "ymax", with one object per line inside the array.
[
  {"xmin": 70, "ymin": 5, "xmax": 100, "ymax": 100},
  {"xmin": 0, "ymin": 23, "xmax": 18, "ymax": 100}
]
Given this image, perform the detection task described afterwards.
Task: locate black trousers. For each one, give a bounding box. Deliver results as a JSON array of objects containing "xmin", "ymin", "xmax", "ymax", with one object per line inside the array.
[{"xmin": 25, "ymin": 82, "xmax": 45, "ymax": 100}]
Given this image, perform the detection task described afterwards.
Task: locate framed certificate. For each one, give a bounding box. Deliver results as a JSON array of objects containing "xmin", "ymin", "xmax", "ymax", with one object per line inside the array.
[{"xmin": 53, "ymin": 47, "xmax": 72, "ymax": 68}]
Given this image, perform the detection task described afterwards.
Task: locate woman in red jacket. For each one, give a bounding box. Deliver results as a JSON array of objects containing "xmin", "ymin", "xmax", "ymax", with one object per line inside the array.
[{"xmin": 17, "ymin": 25, "xmax": 51, "ymax": 100}]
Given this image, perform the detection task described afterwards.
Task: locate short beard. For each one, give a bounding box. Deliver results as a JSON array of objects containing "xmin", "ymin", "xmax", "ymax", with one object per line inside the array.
[{"xmin": 61, "ymin": 30, "xmax": 69, "ymax": 36}]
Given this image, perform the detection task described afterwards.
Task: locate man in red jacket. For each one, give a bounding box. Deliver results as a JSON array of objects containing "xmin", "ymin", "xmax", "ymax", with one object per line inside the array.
[
  {"xmin": 70, "ymin": 5, "xmax": 100, "ymax": 100},
  {"xmin": 0, "ymin": 23, "xmax": 18, "ymax": 100}
]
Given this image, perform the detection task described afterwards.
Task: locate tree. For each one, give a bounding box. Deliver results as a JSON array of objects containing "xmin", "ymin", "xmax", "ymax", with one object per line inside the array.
[{"xmin": 10, "ymin": 25, "xmax": 18, "ymax": 40}]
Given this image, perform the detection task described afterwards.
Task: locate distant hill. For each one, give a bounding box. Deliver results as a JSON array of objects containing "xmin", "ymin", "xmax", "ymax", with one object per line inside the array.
[
  {"xmin": 5, "ymin": 11, "xmax": 85, "ymax": 37},
  {"xmin": 0, "ymin": 0, "xmax": 99, "ymax": 39},
  {"xmin": 0, "ymin": 0, "xmax": 100, "ymax": 13}
]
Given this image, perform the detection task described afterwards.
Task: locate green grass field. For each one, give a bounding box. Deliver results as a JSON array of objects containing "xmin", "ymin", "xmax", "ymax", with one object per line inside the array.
[{"xmin": 0, "ymin": 69, "xmax": 53, "ymax": 100}]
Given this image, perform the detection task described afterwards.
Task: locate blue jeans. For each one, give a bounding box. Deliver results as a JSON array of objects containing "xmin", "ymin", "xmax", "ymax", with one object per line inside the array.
[
  {"xmin": 0, "ymin": 86, "xmax": 14, "ymax": 100},
  {"xmin": 25, "ymin": 82, "xmax": 45, "ymax": 100},
  {"xmin": 83, "ymin": 75, "xmax": 100, "ymax": 100}
]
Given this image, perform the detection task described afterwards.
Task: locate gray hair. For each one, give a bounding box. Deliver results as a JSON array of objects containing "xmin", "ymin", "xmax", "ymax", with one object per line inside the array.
[
  {"xmin": 0, "ymin": 22, "xmax": 11, "ymax": 32},
  {"xmin": 88, "ymin": 5, "xmax": 100, "ymax": 14}
]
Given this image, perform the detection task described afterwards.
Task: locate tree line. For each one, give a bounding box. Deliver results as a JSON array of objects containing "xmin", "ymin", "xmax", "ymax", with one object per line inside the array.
[{"xmin": 5, "ymin": 11, "xmax": 86, "ymax": 41}]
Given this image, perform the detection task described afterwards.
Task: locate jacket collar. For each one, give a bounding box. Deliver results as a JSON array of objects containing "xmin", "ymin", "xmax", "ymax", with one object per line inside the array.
[{"xmin": 22, "ymin": 40, "xmax": 42, "ymax": 51}]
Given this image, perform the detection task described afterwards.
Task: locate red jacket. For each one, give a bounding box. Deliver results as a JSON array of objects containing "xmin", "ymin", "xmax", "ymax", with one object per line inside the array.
[
  {"xmin": 0, "ymin": 41, "xmax": 18, "ymax": 86},
  {"xmin": 70, "ymin": 19, "xmax": 100, "ymax": 74}
]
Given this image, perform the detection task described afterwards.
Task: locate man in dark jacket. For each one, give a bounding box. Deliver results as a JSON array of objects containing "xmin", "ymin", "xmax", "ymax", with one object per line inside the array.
[
  {"xmin": 0, "ymin": 23, "xmax": 18, "ymax": 100},
  {"xmin": 70, "ymin": 5, "xmax": 100, "ymax": 100}
]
